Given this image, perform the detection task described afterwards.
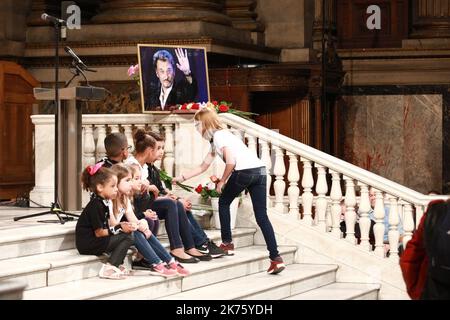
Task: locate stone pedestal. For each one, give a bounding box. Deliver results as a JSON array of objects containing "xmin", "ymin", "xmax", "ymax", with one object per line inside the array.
[{"xmin": 29, "ymin": 116, "xmax": 55, "ymax": 208}]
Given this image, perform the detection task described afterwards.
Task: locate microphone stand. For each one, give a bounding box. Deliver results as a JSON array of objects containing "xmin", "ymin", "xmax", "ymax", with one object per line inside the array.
[
  {"xmin": 14, "ymin": 19, "xmax": 78, "ymax": 224},
  {"xmin": 65, "ymin": 62, "xmax": 91, "ymax": 88}
]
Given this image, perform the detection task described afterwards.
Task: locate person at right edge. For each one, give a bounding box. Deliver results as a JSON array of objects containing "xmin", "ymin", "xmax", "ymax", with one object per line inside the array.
[
  {"xmin": 400, "ymin": 199, "xmax": 450, "ymax": 299},
  {"xmin": 173, "ymin": 107, "xmax": 285, "ymax": 274}
]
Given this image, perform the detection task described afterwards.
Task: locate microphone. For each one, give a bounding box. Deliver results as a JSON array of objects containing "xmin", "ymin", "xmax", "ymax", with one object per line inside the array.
[
  {"xmin": 64, "ymin": 46, "xmax": 84, "ymax": 66},
  {"xmin": 64, "ymin": 46, "xmax": 97, "ymax": 72},
  {"xmin": 41, "ymin": 13, "xmax": 66, "ymax": 25}
]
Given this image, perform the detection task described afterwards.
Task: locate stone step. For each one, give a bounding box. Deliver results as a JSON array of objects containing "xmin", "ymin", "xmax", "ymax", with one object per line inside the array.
[
  {"xmin": 160, "ymin": 264, "xmax": 338, "ymax": 300},
  {"xmin": 0, "ymin": 222, "xmax": 77, "ymax": 260},
  {"xmin": 0, "ymin": 216, "xmax": 230, "ymax": 261},
  {"xmin": 0, "ymin": 228, "xmax": 257, "ymax": 290},
  {"xmin": 0, "ymin": 280, "xmax": 27, "ymax": 300},
  {"xmin": 285, "ymin": 282, "xmax": 380, "ymax": 300},
  {"xmin": 23, "ymin": 245, "xmax": 297, "ymax": 300}
]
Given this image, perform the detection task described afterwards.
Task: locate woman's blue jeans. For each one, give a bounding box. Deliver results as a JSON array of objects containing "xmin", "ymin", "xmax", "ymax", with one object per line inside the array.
[
  {"xmin": 219, "ymin": 167, "xmax": 280, "ymax": 260},
  {"xmin": 151, "ymin": 198, "xmax": 195, "ymax": 250},
  {"xmin": 186, "ymin": 211, "xmax": 208, "ymax": 246},
  {"xmin": 133, "ymin": 231, "xmax": 172, "ymax": 265}
]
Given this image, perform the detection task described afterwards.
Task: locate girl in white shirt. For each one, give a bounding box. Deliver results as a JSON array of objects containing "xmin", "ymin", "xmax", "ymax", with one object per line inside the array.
[{"xmin": 173, "ymin": 107, "xmax": 285, "ymax": 274}]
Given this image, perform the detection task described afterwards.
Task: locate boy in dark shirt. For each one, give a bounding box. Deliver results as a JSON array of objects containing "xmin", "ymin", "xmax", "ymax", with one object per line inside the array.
[{"xmin": 100, "ymin": 132, "xmax": 130, "ymax": 168}]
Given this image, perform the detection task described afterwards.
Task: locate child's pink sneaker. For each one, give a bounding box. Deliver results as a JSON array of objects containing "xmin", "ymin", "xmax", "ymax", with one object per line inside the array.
[
  {"xmin": 168, "ymin": 261, "xmax": 190, "ymax": 277},
  {"xmin": 149, "ymin": 262, "xmax": 178, "ymax": 278}
]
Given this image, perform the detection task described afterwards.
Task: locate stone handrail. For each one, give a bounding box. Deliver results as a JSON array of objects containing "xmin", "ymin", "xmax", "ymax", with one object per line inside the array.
[{"xmin": 219, "ymin": 113, "xmax": 445, "ymax": 207}]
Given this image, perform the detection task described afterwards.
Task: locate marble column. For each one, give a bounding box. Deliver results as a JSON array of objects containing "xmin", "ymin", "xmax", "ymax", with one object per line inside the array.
[
  {"xmin": 410, "ymin": 0, "xmax": 450, "ymax": 38},
  {"xmin": 224, "ymin": 0, "xmax": 264, "ymax": 32},
  {"xmin": 92, "ymin": 0, "xmax": 232, "ymax": 26}
]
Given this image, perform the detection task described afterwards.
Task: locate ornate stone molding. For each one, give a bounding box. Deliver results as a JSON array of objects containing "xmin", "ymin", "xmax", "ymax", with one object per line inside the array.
[
  {"xmin": 224, "ymin": 0, "xmax": 264, "ymax": 32},
  {"xmin": 26, "ymin": 38, "xmax": 215, "ymax": 50},
  {"xmin": 22, "ymin": 37, "xmax": 280, "ymax": 68},
  {"xmin": 92, "ymin": 0, "xmax": 232, "ymax": 26}
]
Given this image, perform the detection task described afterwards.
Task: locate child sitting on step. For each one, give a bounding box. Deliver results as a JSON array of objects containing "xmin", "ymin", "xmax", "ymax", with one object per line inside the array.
[
  {"xmin": 100, "ymin": 132, "xmax": 131, "ymax": 168},
  {"xmin": 75, "ymin": 163, "xmax": 134, "ymax": 280},
  {"xmin": 146, "ymin": 130, "xmax": 225, "ymax": 259},
  {"xmin": 110, "ymin": 164, "xmax": 189, "ymax": 277},
  {"xmin": 128, "ymin": 163, "xmax": 160, "ymax": 236}
]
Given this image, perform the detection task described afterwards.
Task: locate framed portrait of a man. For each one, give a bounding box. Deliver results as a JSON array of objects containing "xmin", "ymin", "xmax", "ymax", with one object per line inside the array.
[{"xmin": 138, "ymin": 44, "xmax": 210, "ymax": 113}]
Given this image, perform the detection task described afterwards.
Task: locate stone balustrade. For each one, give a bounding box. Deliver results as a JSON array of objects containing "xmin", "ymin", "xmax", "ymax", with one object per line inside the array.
[{"xmin": 30, "ymin": 112, "xmax": 448, "ymax": 260}]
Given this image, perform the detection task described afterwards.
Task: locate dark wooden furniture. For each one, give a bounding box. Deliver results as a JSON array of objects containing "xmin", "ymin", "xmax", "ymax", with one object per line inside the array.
[
  {"xmin": 209, "ymin": 63, "xmax": 345, "ymax": 158},
  {"xmin": 0, "ymin": 61, "xmax": 39, "ymax": 200}
]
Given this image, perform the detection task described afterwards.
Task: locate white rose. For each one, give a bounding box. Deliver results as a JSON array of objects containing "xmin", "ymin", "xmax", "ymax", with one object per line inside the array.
[{"xmin": 207, "ymin": 182, "xmax": 215, "ymax": 190}]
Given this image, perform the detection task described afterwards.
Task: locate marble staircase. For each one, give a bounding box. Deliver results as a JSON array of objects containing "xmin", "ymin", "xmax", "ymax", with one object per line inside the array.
[{"xmin": 0, "ymin": 211, "xmax": 380, "ymax": 300}]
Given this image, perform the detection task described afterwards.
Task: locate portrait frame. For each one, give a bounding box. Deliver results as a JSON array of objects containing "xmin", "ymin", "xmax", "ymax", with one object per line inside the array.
[{"xmin": 137, "ymin": 44, "xmax": 210, "ymax": 113}]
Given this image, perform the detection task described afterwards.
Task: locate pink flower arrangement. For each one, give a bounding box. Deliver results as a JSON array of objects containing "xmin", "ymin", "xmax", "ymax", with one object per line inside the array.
[
  {"xmin": 127, "ymin": 64, "xmax": 139, "ymax": 76},
  {"xmin": 127, "ymin": 64, "xmax": 140, "ymax": 85}
]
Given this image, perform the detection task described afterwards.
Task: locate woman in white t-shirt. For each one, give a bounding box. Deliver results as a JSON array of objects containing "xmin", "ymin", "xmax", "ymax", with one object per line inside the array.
[{"xmin": 173, "ymin": 107, "xmax": 285, "ymax": 274}]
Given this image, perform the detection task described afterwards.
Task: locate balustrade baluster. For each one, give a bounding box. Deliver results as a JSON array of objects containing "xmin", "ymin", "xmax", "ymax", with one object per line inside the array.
[
  {"xmin": 109, "ymin": 124, "xmax": 120, "ymax": 133},
  {"xmin": 246, "ymin": 134, "xmax": 258, "ymax": 158},
  {"xmin": 272, "ymin": 145, "xmax": 286, "ymax": 213},
  {"xmin": 358, "ymin": 182, "xmax": 372, "ymax": 251},
  {"xmin": 123, "ymin": 124, "xmax": 134, "ymax": 153},
  {"xmin": 96, "ymin": 125, "xmax": 107, "ymax": 161},
  {"xmin": 416, "ymin": 205, "xmax": 424, "ymax": 227},
  {"xmin": 315, "ymin": 164, "xmax": 328, "ymax": 231},
  {"xmin": 388, "ymin": 195, "xmax": 400, "ymax": 261},
  {"xmin": 83, "ymin": 125, "xmax": 95, "ymax": 166},
  {"xmin": 259, "ymin": 140, "xmax": 272, "ymax": 207},
  {"xmin": 403, "ymin": 204, "xmax": 414, "ymax": 248},
  {"xmin": 343, "ymin": 176, "xmax": 357, "ymax": 244},
  {"xmin": 287, "ymin": 152, "xmax": 300, "ymax": 216},
  {"xmin": 329, "ymin": 170, "xmax": 342, "ymax": 237},
  {"xmin": 162, "ymin": 124, "xmax": 175, "ymax": 176},
  {"xmin": 373, "ymin": 189, "xmax": 386, "ymax": 257},
  {"xmin": 301, "ymin": 158, "xmax": 314, "ymax": 225}
]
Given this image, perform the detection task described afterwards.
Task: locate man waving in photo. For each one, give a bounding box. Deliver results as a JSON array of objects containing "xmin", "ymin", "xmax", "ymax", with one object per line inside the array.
[{"xmin": 145, "ymin": 48, "xmax": 198, "ymax": 111}]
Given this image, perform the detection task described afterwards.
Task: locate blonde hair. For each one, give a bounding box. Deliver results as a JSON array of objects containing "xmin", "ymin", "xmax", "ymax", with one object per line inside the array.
[
  {"xmin": 110, "ymin": 164, "xmax": 132, "ymax": 217},
  {"xmin": 128, "ymin": 163, "xmax": 141, "ymax": 178},
  {"xmin": 194, "ymin": 107, "xmax": 225, "ymax": 134}
]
